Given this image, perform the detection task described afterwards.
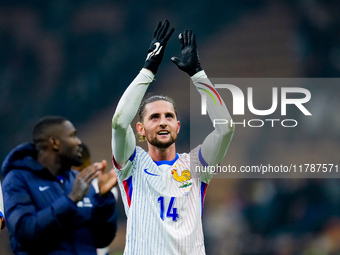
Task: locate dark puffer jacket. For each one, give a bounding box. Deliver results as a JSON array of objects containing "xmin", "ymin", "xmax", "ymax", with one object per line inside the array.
[{"xmin": 1, "ymin": 143, "xmax": 117, "ymax": 255}]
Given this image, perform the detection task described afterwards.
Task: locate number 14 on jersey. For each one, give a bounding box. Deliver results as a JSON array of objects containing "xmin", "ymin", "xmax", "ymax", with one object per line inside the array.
[{"xmin": 158, "ymin": 196, "xmax": 179, "ymax": 222}]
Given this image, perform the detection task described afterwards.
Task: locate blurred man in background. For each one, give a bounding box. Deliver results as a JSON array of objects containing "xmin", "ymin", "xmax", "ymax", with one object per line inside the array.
[{"xmin": 1, "ymin": 116, "xmax": 117, "ymax": 255}]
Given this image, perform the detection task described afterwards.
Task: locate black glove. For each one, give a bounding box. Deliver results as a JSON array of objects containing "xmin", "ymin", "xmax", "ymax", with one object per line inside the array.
[
  {"xmin": 171, "ymin": 30, "xmax": 203, "ymax": 76},
  {"xmin": 143, "ymin": 20, "xmax": 174, "ymax": 74}
]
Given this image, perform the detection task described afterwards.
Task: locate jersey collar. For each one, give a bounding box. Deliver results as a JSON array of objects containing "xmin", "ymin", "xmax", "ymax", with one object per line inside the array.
[{"xmin": 154, "ymin": 153, "xmax": 179, "ymax": 166}]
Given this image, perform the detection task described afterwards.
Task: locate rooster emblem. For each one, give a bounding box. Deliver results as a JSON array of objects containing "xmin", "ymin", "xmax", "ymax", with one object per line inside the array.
[{"xmin": 171, "ymin": 169, "xmax": 192, "ymax": 188}]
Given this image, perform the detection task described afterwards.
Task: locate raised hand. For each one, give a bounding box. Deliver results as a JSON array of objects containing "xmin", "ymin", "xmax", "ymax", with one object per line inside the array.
[
  {"xmin": 143, "ymin": 20, "xmax": 175, "ymax": 74},
  {"xmin": 95, "ymin": 160, "xmax": 117, "ymax": 195},
  {"xmin": 171, "ymin": 30, "xmax": 203, "ymax": 76}
]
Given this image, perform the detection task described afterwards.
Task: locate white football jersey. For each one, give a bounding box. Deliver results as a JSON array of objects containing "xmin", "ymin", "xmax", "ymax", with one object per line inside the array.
[{"xmin": 115, "ymin": 145, "xmax": 213, "ymax": 255}]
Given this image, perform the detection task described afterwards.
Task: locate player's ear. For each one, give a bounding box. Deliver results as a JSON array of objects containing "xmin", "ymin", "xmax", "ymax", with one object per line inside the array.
[
  {"xmin": 136, "ymin": 122, "xmax": 145, "ymax": 136},
  {"xmin": 177, "ymin": 120, "xmax": 181, "ymax": 134},
  {"xmin": 136, "ymin": 122, "xmax": 146, "ymax": 142},
  {"xmin": 49, "ymin": 137, "xmax": 60, "ymax": 151}
]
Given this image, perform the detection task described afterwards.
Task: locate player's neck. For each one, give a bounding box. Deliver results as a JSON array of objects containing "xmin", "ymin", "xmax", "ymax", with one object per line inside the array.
[
  {"xmin": 37, "ymin": 151, "xmax": 68, "ymax": 177},
  {"xmin": 147, "ymin": 143, "xmax": 176, "ymax": 161}
]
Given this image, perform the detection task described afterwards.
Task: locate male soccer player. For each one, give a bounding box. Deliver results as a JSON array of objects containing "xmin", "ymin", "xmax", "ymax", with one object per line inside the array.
[
  {"xmin": 2, "ymin": 116, "xmax": 117, "ymax": 254},
  {"xmin": 111, "ymin": 20, "xmax": 234, "ymax": 254}
]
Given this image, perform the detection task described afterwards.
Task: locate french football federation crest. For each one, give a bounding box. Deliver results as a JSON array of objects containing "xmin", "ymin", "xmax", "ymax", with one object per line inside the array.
[{"xmin": 171, "ymin": 164, "xmax": 192, "ymax": 189}]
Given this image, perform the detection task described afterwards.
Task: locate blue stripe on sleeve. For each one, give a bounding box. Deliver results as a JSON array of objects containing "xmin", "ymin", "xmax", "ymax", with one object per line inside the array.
[
  {"xmin": 198, "ymin": 148, "xmax": 208, "ymax": 167},
  {"xmin": 129, "ymin": 148, "xmax": 137, "ymax": 162},
  {"xmin": 126, "ymin": 176, "xmax": 133, "ymax": 201}
]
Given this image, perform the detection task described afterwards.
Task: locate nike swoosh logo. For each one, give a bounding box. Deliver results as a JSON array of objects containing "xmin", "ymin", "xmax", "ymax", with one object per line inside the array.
[
  {"xmin": 39, "ymin": 186, "xmax": 50, "ymax": 191},
  {"xmin": 144, "ymin": 169, "xmax": 159, "ymax": 176},
  {"xmin": 146, "ymin": 42, "xmax": 163, "ymax": 61}
]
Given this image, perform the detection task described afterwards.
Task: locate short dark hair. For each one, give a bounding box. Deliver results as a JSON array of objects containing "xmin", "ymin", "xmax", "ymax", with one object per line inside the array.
[
  {"xmin": 138, "ymin": 95, "xmax": 177, "ymax": 122},
  {"xmin": 32, "ymin": 116, "xmax": 68, "ymax": 150}
]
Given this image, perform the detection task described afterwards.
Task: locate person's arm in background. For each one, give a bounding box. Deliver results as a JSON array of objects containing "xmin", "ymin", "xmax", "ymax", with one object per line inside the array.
[
  {"xmin": 72, "ymin": 144, "xmax": 118, "ymax": 248},
  {"xmin": 171, "ymin": 30, "xmax": 234, "ymax": 171},
  {"xmin": 89, "ymin": 160, "xmax": 118, "ymax": 248},
  {"xmin": 111, "ymin": 20, "xmax": 174, "ymax": 169},
  {"xmin": 0, "ymin": 217, "xmax": 4, "ymax": 232}
]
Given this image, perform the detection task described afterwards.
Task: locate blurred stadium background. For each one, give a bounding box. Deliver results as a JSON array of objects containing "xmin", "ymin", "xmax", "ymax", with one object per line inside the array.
[{"xmin": 1, "ymin": 0, "xmax": 340, "ymax": 254}]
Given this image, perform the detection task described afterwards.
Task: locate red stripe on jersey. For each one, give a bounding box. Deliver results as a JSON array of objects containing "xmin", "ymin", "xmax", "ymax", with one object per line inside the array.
[
  {"xmin": 112, "ymin": 154, "xmax": 121, "ymax": 170},
  {"xmin": 123, "ymin": 176, "xmax": 133, "ymax": 207}
]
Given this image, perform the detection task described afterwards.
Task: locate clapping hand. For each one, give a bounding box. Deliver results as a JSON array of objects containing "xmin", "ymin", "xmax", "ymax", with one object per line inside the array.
[
  {"xmin": 69, "ymin": 164, "xmax": 100, "ymax": 202},
  {"xmin": 95, "ymin": 160, "xmax": 117, "ymax": 195}
]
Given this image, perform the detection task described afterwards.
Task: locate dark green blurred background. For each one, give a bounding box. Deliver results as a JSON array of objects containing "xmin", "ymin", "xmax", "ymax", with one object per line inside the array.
[{"xmin": 1, "ymin": 0, "xmax": 340, "ymax": 254}]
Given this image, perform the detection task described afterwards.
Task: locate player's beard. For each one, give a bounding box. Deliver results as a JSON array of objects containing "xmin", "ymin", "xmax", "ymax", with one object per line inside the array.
[
  {"xmin": 147, "ymin": 133, "xmax": 177, "ymax": 149},
  {"xmin": 60, "ymin": 153, "xmax": 83, "ymax": 167},
  {"xmin": 59, "ymin": 145, "xmax": 83, "ymax": 167}
]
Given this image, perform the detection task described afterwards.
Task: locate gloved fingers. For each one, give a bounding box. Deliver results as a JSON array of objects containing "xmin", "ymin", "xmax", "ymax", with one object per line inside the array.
[
  {"xmin": 153, "ymin": 21, "xmax": 162, "ymax": 38},
  {"xmin": 171, "ymin": 56, "xmax": 180, "ymax": 66},
  {"xmin": 183, "ymin": 30, "xmax": 188, "ymax": 46},
  {"xmin": 178, "ymin": 33, "xmax": 185, "ymax": 50},
  {"xmin": 164, "ymin": 27, "xmax": 175, "ymax": 42},
  {"xmin": 157, "ymin": 20, "xmax": 169, "ymax": 39},
  {"xmin": 187, "ymin": 30, "xmax": 192, "ymax": 46},
  {"xmin": 191, "ymin": 31, "xmax": 197, "ymax": 49},
  {"xmin": 181, "ymin": 30, "xmax": 197, "ymax": 49}
]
